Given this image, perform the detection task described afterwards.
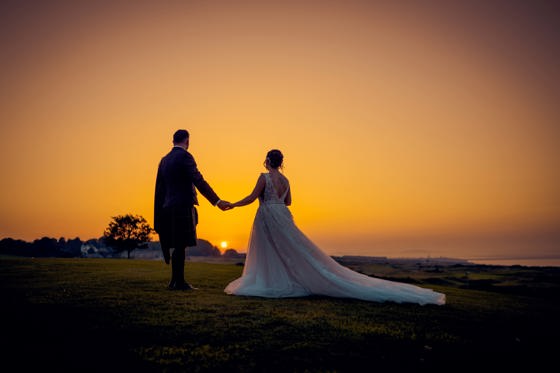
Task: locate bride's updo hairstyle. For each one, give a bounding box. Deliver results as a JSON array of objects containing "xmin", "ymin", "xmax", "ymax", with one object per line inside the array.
[{"xmin": 266, "ymin": 149, "xmax": 284, "ymax": 169}]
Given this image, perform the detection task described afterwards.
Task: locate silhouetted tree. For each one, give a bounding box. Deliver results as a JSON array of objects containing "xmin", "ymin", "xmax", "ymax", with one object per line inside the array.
[
  {"xmin": 63, "ymin": 237, "xmax": 83, "ymax": 257},
  {"xmin": 0, "ymin": 238, "xmax": 31, "ymax": 256},
  {"xmin": 32, "ymin": 237, "xmax": 59, "ymax": 257},
  {"xmin": 103, "ymin": 214, "xmax": 153, "ymax": 259}
]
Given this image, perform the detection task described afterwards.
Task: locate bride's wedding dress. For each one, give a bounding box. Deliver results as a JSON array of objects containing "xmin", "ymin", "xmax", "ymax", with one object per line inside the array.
[{"xmin": 225, "ymin": 173, "xmax": 445, "ymax": 305}]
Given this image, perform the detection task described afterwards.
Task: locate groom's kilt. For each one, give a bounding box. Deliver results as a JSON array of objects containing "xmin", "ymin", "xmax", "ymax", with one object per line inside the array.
[{"xmin": 158, "ymin": 205, "xmax": 198, "ymax": 249}]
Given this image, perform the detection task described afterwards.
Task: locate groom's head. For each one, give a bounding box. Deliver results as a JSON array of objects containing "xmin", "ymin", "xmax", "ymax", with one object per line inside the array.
[{"xmin": 173, "ymin": 129, "xmax": 189, "ymax": 148}]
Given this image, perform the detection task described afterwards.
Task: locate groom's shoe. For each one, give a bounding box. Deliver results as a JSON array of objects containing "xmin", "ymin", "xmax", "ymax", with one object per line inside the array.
[
  {"xmin": 167, "ymin": 280, "xmax": 176, "ymax": 290},
  {"xmin": 173, "ymin": 282, "xmax": 198, "ymax": 291}
]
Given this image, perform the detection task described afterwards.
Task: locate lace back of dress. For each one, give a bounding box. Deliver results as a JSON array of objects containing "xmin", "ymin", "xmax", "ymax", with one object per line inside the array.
[{"xmin": 261, "ymin": 173, "xmax": 287, "ymax": 203}]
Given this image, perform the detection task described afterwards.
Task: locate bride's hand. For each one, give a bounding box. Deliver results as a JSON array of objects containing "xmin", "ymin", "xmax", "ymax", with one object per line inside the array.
[{"xmin": 217, "ymin": 200, "xmax": 233, "ymax": 211}]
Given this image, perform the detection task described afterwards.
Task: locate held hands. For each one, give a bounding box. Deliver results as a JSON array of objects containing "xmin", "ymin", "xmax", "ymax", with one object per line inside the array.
[{"xmin": 217, "ymin": 200, "xmax": 234, "ymax": 211}]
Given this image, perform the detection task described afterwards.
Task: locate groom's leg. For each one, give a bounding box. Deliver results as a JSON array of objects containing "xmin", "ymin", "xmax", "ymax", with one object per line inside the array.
[
  {"xmin": 168, "ymin": 206, "xmax": 195, "ymax": 290},
  {"xmin": 171, "ymin": 246, "xmax": 186, "ymax": 285}
]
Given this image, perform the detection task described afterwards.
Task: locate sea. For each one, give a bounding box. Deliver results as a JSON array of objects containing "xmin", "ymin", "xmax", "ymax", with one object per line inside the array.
[
  {"xmin": 326, "ymin": 245, "xmax": 560, "ymax": 267},
  {"xmin": 467, "ymin": 257, "xmax": 560, "ymax": 267}
]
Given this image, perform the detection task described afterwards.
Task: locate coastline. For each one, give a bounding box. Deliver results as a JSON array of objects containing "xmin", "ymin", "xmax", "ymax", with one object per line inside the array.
[
  {"xmin": 333, "ymin": 254, "xmax": 560, "ymax": 268},
  {"xmin": 467, "ymin": 257, "xmax": 560, "ymax": 267},
  {"xmin": 123, "ymin": 250, "xmax": 560, "ymax": 268}
]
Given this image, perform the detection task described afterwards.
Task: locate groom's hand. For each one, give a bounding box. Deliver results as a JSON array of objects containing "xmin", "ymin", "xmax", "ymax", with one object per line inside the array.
[{"xmin": 217, "ymin": 200, "xmax": 233, "ymax": 211}]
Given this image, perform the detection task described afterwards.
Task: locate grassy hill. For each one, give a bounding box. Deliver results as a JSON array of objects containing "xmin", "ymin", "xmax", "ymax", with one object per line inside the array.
[{"xmin": 2, "ymin": 256, "xmax": 559, "ymax": 372}]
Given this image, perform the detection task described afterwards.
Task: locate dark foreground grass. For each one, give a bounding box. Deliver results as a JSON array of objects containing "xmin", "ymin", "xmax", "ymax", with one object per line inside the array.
[{"xmin": 1, "ymin": 256, "xmax": 559, "ymax": 372}]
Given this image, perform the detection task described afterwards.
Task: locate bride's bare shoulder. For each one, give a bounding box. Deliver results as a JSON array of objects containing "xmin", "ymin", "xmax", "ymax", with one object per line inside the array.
[{"xmin": 279, "ymin": 173, "xmax": 290, "ymax": 186}]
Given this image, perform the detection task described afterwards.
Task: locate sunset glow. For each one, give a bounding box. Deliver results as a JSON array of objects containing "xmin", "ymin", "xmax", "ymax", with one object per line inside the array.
[{"xmin": 1, "ymin": 1, "xmax": 558, "ymax": 261}]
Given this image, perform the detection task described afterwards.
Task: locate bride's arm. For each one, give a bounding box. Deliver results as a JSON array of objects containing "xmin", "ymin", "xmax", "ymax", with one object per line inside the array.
[
  {"xmin": 284, "ymin": 187, "xmax": 292, "ymax": 206},
  {"xmin": 232, "ymin": 174, "xmax": 266, "ymax": 207}
]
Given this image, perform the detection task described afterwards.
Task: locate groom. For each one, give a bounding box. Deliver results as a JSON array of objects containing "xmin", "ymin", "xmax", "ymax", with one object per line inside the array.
[{"xmin": 154, "ymin": 129, "xmax": 231, "ymax": 290}]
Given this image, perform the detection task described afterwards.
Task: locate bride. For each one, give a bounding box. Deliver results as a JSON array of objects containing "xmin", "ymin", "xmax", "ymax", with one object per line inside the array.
[{"xmin": 224, "ymin": 150, "xmax": 445, "ymax": 305}]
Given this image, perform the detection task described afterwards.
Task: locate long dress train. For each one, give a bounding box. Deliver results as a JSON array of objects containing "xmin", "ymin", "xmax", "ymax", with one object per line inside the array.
[{"xmin": 225, "ymin": 173, "xmax": 445, "ymax": 305}]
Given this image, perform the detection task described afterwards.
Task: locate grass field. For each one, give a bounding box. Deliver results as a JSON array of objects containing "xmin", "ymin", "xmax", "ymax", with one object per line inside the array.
[{"xmin": 2, "ymin": 256, "xmax": 559, "ymax": 372}]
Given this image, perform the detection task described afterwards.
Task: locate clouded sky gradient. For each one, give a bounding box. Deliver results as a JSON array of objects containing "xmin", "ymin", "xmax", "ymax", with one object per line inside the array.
[{"xmin": 1, "ymin": 0, "xmax": 559, "ymax": 260}]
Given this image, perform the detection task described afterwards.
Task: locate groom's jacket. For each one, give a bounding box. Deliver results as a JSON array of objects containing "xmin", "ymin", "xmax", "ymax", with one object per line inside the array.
[{"xmin": 154, "ymin": 147, "xmax": 219, "ymax": 233}]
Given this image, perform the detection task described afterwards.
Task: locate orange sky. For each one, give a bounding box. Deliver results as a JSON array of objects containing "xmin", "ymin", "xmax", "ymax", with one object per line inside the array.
[{"xmin": 1, "ymin": 0, "xmax": 559, "ymax": 259}]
